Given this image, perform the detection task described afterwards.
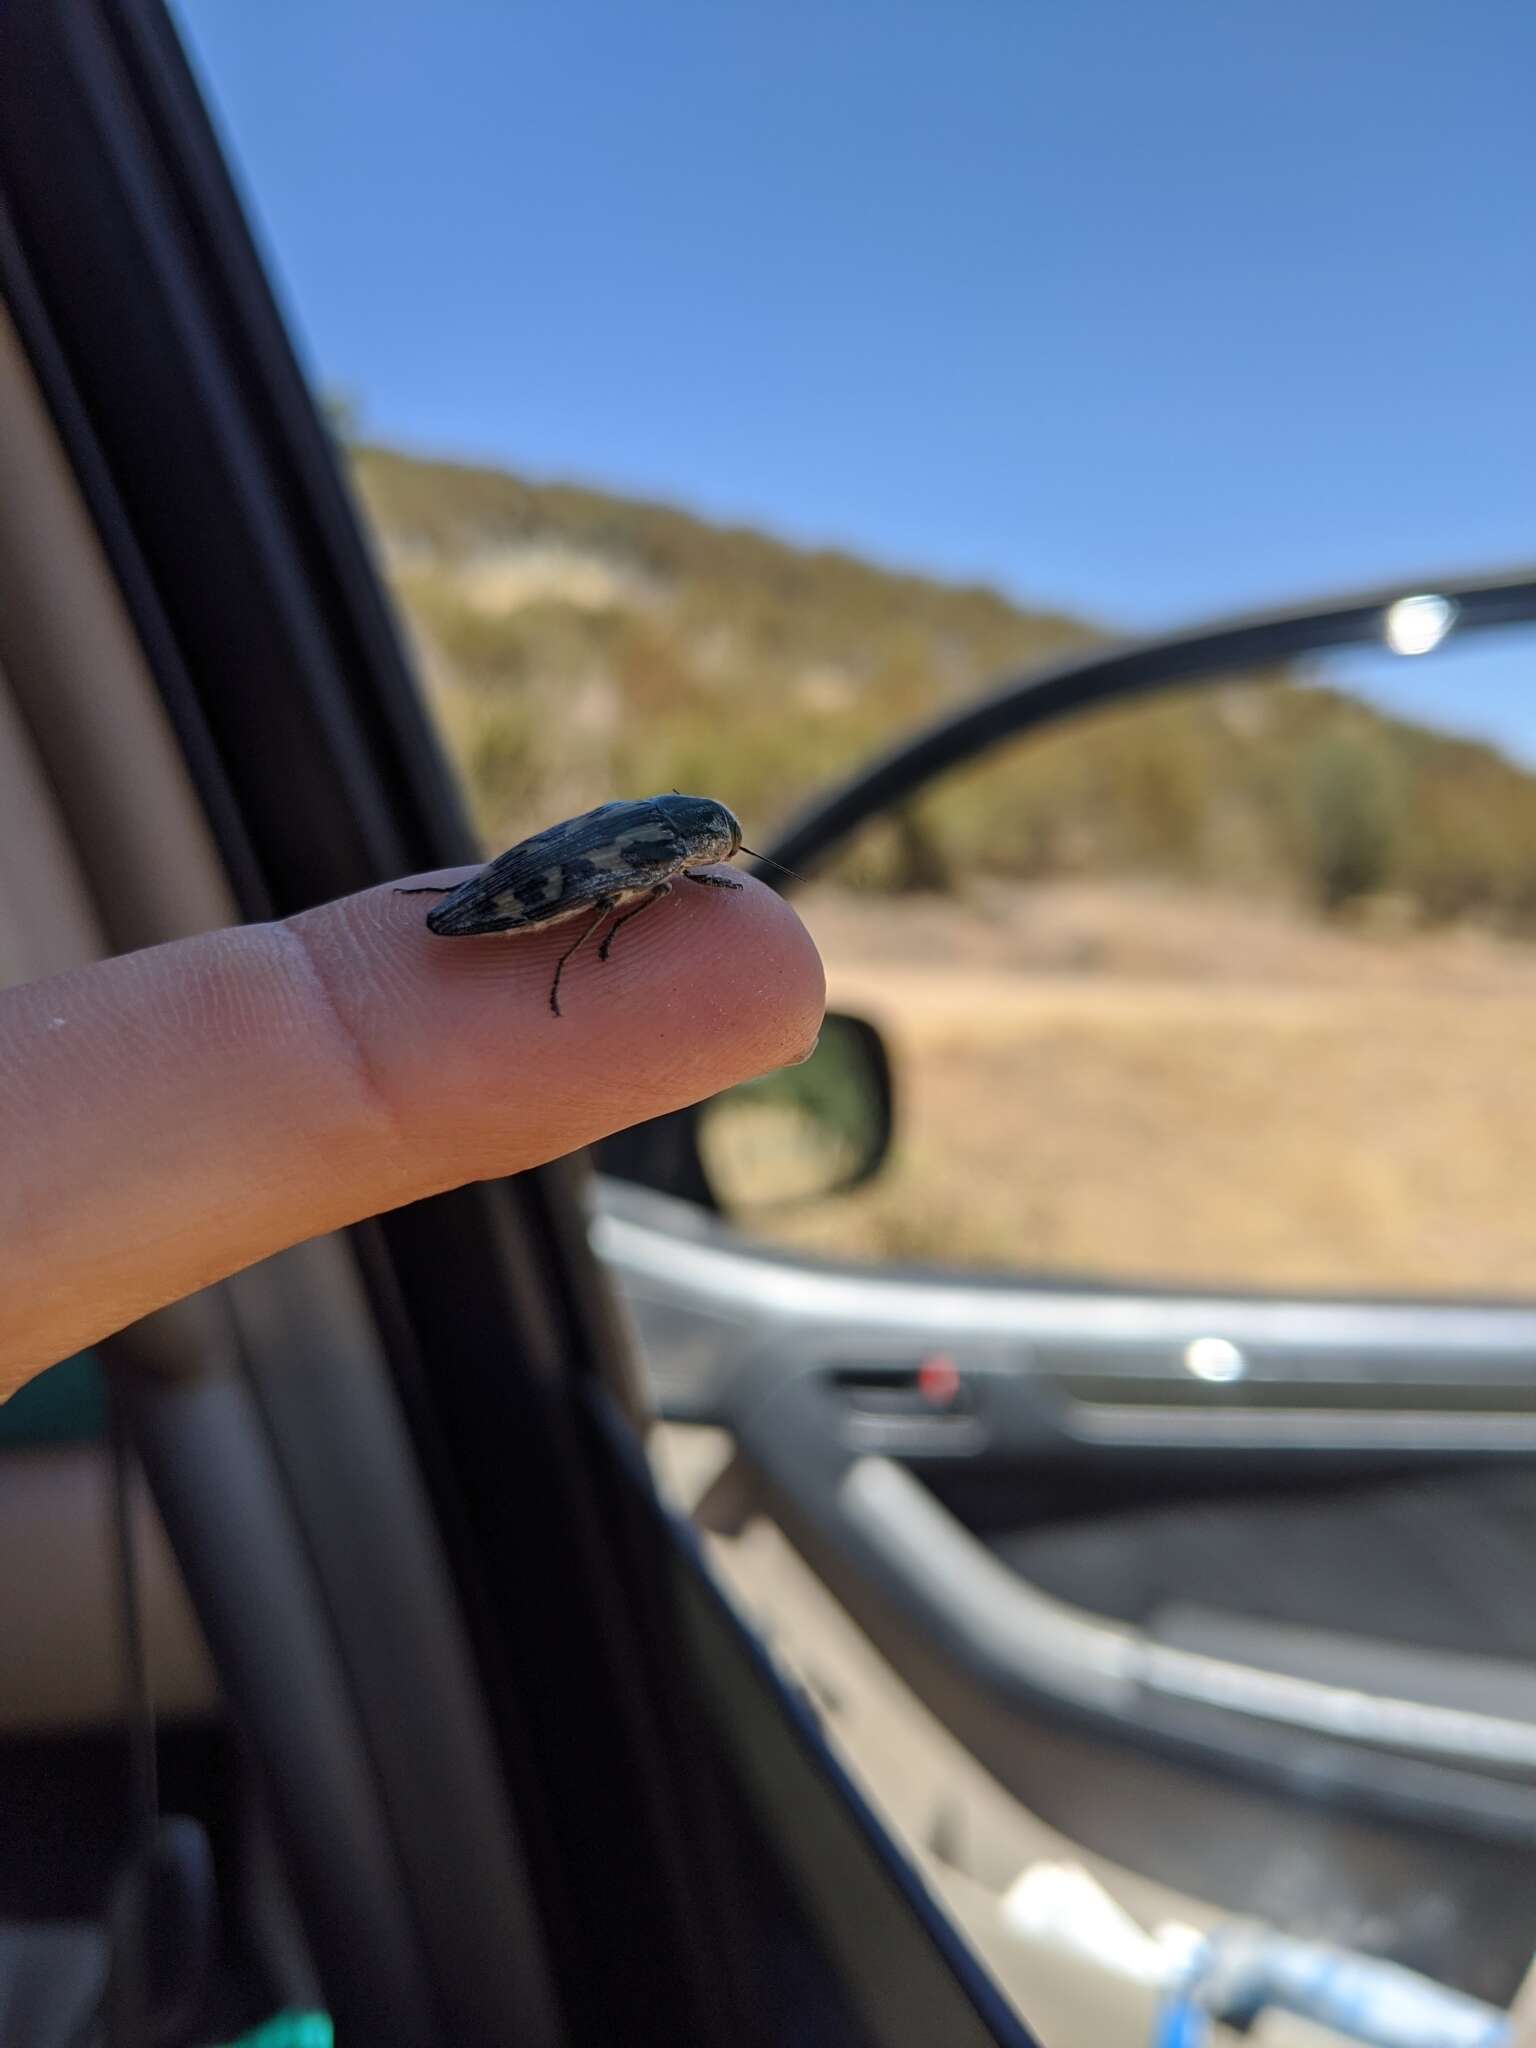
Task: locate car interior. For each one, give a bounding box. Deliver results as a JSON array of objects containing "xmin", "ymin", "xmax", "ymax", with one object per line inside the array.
[{"xmin": 3, "ymin": 4, "xmax": 1536, "ymax": 2047}]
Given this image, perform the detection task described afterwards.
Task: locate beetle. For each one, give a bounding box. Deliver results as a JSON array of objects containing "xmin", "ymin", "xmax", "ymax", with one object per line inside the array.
[{"xmin": 397, "ymin": 792, "xmax": 770, "ymax": 1015}]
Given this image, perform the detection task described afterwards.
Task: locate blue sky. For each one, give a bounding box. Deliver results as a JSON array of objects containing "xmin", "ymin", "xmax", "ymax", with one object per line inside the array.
[{"xmin": 178, "ymin": 1, "xmax": 1534, "ymax": 745}]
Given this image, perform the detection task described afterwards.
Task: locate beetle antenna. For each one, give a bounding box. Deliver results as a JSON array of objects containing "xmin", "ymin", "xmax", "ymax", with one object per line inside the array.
[
  {"xmin": 739, "ymin": 844, "xmax": 804, "ymax": 882},
  {"xmin": 665, "ymin": 792, "xmax": 803, "ymax": 881}
]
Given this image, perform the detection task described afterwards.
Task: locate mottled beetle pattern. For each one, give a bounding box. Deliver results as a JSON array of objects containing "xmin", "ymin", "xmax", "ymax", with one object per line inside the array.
[{"xmin": 396, "ymin": 793, "xmax": 749, "ymax": 1015}]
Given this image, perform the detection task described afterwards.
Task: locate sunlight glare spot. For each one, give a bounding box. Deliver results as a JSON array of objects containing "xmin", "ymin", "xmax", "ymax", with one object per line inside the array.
[{"xmin": 1383, "ymin": 593, "xmax": 1458, "ymax": 657}]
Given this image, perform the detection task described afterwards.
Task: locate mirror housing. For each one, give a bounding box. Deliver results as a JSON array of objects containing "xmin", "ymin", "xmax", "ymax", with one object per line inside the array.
[
  {"xmin": 695, "ymin": 1012, "xmax": 893, "ymax": 1213},
  {"xmin": 592, "ymin": 1010, "xmax": 893, "ymax": 1216}
]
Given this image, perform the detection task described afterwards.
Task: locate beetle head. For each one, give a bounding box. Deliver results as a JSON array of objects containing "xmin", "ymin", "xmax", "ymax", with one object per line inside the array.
[{"xmin": 654, "ymin": 793, "xmax": 743, "ymax": 865}]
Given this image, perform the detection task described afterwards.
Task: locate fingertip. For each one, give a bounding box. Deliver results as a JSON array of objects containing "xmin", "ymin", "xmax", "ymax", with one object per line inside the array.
[
  {"xmin": 666, "ymin": 869, "xmax": 826, "ymax": 1076},
  {"xmin": 295, "ymin": 866, "xmax": 825, "ymax": 1178}
]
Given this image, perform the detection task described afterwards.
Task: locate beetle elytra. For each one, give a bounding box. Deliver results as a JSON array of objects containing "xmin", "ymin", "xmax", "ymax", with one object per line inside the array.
[{"xmin": 396, "ymin": 793, "xmax": 755, "ymax": 1015}]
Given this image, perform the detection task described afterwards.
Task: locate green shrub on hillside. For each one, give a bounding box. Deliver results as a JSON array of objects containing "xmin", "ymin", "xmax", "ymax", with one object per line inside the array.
[{"xmin": 1298, "ymin": 732, "xmax": 1405, "ymax": 912}]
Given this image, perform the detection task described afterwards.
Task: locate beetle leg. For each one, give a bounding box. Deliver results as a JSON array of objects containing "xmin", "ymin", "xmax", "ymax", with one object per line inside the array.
[
  {"xmin": 684, "ymin": 873, "xmax": 745, "ymax": 890},
  {"xmin": 597, "ymin": 882, "xmax": 672, "ymax": 965},
  {"xmin": 549, "ymin": 897, "xmax": 618, "ymax": 1017},
  {"xmin": 393, "ymin": 884, "xmax": 453, "ymax": 896}
]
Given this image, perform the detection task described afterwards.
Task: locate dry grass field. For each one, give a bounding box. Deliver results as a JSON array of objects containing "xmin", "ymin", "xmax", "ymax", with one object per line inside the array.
[{"xmin": 727, "ymin": 880, "xmax": 1536, "ymax": 1295}]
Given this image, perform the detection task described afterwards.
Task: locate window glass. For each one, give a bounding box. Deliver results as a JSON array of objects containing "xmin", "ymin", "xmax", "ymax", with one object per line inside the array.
[{"xmin": 743, "ymin": 637, "xmax": 1536, "ymax": 1296}]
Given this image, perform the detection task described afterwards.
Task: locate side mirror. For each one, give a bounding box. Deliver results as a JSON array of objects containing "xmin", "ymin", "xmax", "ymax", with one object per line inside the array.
[
  {"xmin": 591, "ymin": 1010, "xmax": 893, "ymax": 1215},
  {"xmin": 694, "ymin": 1012, "xmax": 893, "ymax": 1213}
]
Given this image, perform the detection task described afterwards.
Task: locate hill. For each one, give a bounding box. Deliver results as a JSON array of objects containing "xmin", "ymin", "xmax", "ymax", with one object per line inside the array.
[{"xmin": 350, "ymin": 444, "xmax": 1536, "ymax": 928}]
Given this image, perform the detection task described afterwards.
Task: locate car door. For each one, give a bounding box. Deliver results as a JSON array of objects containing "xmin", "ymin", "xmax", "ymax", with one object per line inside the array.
[
  {"xmin": 0, "ymin": 3, "xmax": 1039, "ymax": 2044},
  {"xmin": 598, "ymin": 587, "xmax": 1536, "ymax": 2010}
]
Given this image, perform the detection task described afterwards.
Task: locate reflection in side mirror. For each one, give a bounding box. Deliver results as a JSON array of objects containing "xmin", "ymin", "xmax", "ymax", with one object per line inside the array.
[{"xmin": 697, "ymin": 1013, "xmax": 893, "ymax": 1214}]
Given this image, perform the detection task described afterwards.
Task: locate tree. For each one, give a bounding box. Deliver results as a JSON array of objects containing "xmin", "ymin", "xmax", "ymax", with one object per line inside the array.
[{"xmin": 1299, "ymin": 732, "xmax": 1402, "ymax": 912}]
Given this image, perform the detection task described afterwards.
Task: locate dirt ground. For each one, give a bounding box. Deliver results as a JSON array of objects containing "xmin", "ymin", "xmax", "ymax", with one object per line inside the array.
[{"xmin": 742, "ymin": 879, "xmax": 1536, "ymax": 1295}]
